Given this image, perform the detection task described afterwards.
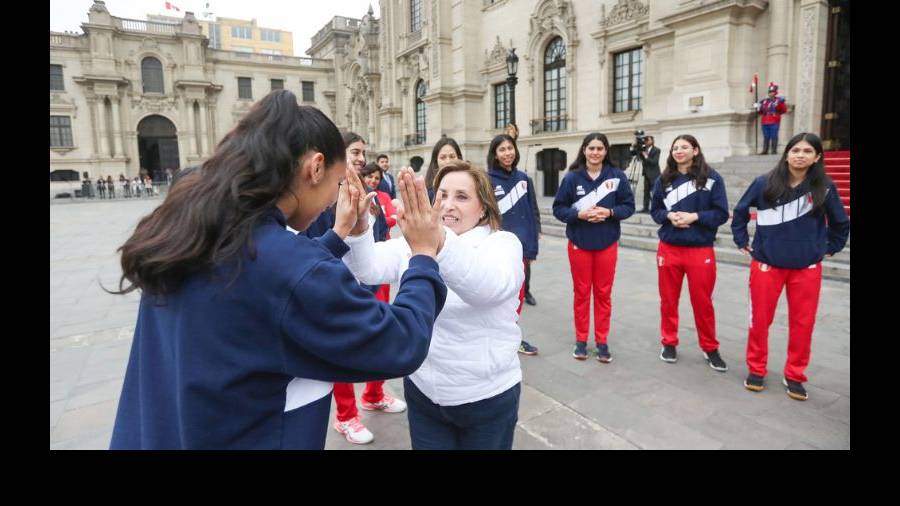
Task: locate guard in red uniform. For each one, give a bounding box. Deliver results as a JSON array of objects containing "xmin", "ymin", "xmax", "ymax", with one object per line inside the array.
[{"xmin": 756, "ymin": 82, "xmax": 789, "ymax": 155}]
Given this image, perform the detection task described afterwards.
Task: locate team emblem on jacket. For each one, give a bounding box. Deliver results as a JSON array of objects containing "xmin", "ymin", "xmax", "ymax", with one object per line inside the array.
[
  {"xmin": 576, "ymin": 185, "xmax": 586, "ymax": 196},
  {"xmin": 494, "ymin": 185, "xmax": 505, "ymax": 196},
  {"xmin": 605, "ymin": 181, "xmax": 614, "ymax": 190},
  {"xmin": 760, "ymin": 263, "xmax": 770, "ymax": 272}
]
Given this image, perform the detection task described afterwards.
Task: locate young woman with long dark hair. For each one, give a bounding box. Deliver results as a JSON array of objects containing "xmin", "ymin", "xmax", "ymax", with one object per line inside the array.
[
  {"xmin": 732, "ymin": 132, "xmax": 849, "ymax": 401},
  {"xmin": 108, "ymin": 90, "xmax": 447, "ymax": 449},
  {"xmin": 487, "ymin": 133, "xmax": 542, "ymax": 355},
  {"xmin": 553, "ymin": 133, "xmax": 635, "ymax": 363},
  {"xmin": 424, "ymin": 136, "xmax": 463, "ymax": 202},
  {"xmin": 651, "ymin": 135, "xmax": 730, "ymax": 371}
]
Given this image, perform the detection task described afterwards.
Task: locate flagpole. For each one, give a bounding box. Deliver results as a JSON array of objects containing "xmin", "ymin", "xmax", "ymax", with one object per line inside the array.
[{"xmin": 753, "ymin": 73, "xmax": 759, "ymax": 155}]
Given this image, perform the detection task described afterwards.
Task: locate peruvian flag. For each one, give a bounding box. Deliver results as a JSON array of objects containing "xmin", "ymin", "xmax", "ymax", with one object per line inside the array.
[
  {"xmin": 749, "ymin": 73, "xmax": 758, "ymax": 93},
  {"xmin": 165, "ymin": 2, "xmax": 181, "ymax": 11}
]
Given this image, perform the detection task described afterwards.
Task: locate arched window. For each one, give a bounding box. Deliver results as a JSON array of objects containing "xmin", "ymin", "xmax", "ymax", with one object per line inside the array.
[
  {"xmin": 141, "ymin": 57, "xmax": 164, "ymax": 94},
  {"xmin": 415, "ymin": 80, "xmax": 427, "ymax": 144},
  {"xmin": 543, "ymin": 37, "xmax": 566, "ymax": 132}
]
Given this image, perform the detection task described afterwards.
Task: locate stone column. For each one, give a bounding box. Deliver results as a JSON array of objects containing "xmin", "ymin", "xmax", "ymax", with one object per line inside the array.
[
  {"xmin": 767, "ymin": 0, "xmax": 791, "ymax": 88},
  {"xmin": 110, "ymin": 96, "xmax": 123, "ymax": 157},
  {"xmin": 188, "ymin": 98, "xmax": 198, "ymax": 156},
  {"xmin": 199, "ymin": 99, "xmax": 209, "ymax": 156},
  {"xmin": 95, "ymin": 98, "xmax": 109, "ymax": 158},
  {"xmin": 793, "ymin": 0, "xmax": 829, "ymax": 134}
]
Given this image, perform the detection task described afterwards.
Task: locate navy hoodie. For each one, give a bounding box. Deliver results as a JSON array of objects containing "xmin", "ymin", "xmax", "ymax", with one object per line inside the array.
[
  {"xmin": 731, "ymin": 175, "xmax": 850, "ymax": 268},
  {"xmin": 650, "ymin": 169, "xmax": 729, "ymax": 247},
  {"xmin": 552, "ymin": 164, "xmax": 635, "ymax": 250},
  {"xmin": 110, "ymin": 207, "xmax": 447, "ymax": 449},
  {"xmin": 489, "ymin": 167, "xmax": 540, "ymax": 259}
]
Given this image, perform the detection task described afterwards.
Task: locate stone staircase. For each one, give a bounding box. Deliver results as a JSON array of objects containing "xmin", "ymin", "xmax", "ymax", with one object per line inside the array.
[
  {"xmin": 824, "ymin": 151, "xmax": 851, "ymax": 217},
  {"xmin": 539, "ymin": 209, "xmax": 849, "ymax": 282}
]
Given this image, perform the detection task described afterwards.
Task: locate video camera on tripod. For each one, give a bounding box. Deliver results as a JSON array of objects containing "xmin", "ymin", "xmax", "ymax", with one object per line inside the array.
[{"xmin": 626, "ymin": 130, "xmax": 647, "ymax": 191}]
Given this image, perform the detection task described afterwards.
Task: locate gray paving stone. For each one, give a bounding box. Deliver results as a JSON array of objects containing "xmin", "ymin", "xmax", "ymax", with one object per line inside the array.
[
  {"xmin": 49, "ymin": 200, "xmax": 850, "ymax": 450},
  {"xmin": 518, "ymin": 405, "xmax": 639, "ymax": 450},
  {"xmin": 50, "ymin": 399, "xmax": 119, "ymax": 444}
]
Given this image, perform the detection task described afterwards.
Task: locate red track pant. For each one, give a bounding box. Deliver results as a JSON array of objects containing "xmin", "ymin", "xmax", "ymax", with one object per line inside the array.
[
  {"xmin": 657, "ymin": 241, "xmax": 719, "ymax": 352},
  {"xmin": 516, "ymin": 259, "xmax": 528, "ymax": 316},
  {"xmin": 567, "ymin": 241, "xmax": 617, "ymax": 344},
  {"xmin": 746, "ymin": 260, "xmax": 821, "ymax": 383},
  {"xmin": 334, "ymin": 284, "xmax": 390, "ymax": 422}
]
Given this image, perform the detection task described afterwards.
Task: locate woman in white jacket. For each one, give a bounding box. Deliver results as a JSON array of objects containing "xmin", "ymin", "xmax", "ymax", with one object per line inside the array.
[{"xmin": 343, "ymin": 160, "xmax": 525, "ymax": 450}]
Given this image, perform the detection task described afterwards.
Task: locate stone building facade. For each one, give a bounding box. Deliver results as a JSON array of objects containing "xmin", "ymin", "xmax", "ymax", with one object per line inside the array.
[
  {"xmin": 309, "ymin": 0, "xmax": 848, "ymax": 197},
  {"xmin": 51, "ymin": 0, "xmax": 849, "ymax": 200},
  {"xmin": 49, "ymin": 1, "xmax": 332, "ymax": 192}
]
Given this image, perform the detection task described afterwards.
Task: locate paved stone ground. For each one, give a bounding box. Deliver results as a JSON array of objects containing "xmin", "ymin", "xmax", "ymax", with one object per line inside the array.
[{"xmin": 50, "ymin": 198, "xmax": 850, "ymax": 450}]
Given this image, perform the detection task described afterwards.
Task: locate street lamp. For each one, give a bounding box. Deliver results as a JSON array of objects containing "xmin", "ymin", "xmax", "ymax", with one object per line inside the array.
[{"xmin": 506, "ymin": 48, "xmax": 519, "ymax": 128}]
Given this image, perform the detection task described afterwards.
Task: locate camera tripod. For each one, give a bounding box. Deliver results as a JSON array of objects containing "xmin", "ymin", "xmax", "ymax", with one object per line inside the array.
[{"xmin": 625, "ymin": 154, "xmax": 643, "ymax": 195}]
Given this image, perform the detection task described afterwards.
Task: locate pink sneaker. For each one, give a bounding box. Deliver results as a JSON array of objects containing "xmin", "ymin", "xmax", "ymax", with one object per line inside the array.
[
  {"xmin": 360, "ymin": 393, "xmax": 407, "ymax": 413},
  {"xmin": 333, "ymin": 416, "xmax": 374, "ymax": 444}
]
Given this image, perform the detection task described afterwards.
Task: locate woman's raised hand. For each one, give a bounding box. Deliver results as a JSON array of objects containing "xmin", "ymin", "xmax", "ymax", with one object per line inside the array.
[
  {"xmin": 396, "ymin": 168, "xmax": 444, "ymax": 258},
  {"xmin": 333, "ymin": 176, "xmax": 360, "ymax": 239},
  {"xmin": 346, "ymin": 165, "xmax": 378, "ymax": 236}
]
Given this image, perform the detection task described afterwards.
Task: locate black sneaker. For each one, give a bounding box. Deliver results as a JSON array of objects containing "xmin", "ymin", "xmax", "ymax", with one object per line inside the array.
[
  {"xmin": 659, "ymin": 345, "xmax": 677, "ymax": 363},
  {"xmin": 744, "ymin": 374, "xmax": 765, "ymax": 392},
  {"xmin": 783, "ymin": 377, "xmax": 808, "ymax": 401},
  {"xmin": 524, "ymin": 292, "xmax": 537, "ymax": 306},
  {"xmin": 703, "ymin": 349, "xmax": 728, "ymax": 372},
  {"xmin": 596, "ymin": 344, "xmax": 612, "ymax": 363},
  {"xmin": 572, "ymin": 341, "xmax": 588, "ymax": 360},
  {"xmin": 518, "ymin": 340, "xmax": 538, "ymax": 356}
]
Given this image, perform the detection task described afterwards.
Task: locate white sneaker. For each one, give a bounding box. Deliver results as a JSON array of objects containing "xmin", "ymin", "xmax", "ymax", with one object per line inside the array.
[
  {"xmin": 333, "ymin": 416, "xmax": 374, "ymax": 444},
  {"xmin": 360, "ymin": 393, "xmax": 407, "ymax": 413}
]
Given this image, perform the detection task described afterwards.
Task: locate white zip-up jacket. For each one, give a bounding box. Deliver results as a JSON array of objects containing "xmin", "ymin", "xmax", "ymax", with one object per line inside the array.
[{"xmin": 342, "ymin": 223, "xmax": 524, "ymax": 406}]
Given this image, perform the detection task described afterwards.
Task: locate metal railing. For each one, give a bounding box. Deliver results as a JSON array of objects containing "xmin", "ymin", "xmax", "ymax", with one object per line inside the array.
[
  {"xmin": 112, "ymin": 17, "xmax": 178, "ymax": 35},
  {"xmin": 530, "ymin": 115, "xmax": 569, "ymax": 135},
  {"xmin": 311, "ymin": 16, "xmax": 361, "ymax": 48},
  {"xmin": 51, "ymin": 180, "xmax": 172, "ymax": 201},
  {"xmin": 50, "ymin": 32, "xmax": 88, "ymax": 48},
  {"xmin": 210, "ymin": 49, "xmax": 328, "ymax": 67}
]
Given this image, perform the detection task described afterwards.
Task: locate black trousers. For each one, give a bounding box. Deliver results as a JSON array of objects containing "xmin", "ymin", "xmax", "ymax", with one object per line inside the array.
[
  {"xmin": 524, "ymin": 259, "xmax": 532, "ymax": 294},
  {"xmin": 642, "ymin": 174, "xmax": 656, "ymax": 210}
]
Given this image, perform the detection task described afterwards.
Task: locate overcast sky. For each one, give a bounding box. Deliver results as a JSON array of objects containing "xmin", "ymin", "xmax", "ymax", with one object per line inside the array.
[{"xmin": 50, "ymin": 0, "xmax": 377, "ymax": 55}]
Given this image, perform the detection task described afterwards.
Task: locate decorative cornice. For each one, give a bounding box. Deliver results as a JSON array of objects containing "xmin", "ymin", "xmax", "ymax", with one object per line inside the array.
[
  {"xmin": 483, "ymin": 36, "xmax": 510, "ymax": 68},
  {"xmin": 599, "ymin": 0, "xmax": 650, "ymax": 29}
]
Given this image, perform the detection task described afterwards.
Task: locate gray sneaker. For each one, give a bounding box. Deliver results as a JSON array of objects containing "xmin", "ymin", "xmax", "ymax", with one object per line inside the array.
[
  {"xmin": 596, "ymin": 344, "xmax": 612, "ymax": 363},
  {"xmin": 573, "ymin": 341, "xmax": 588, "ymax": 360}
]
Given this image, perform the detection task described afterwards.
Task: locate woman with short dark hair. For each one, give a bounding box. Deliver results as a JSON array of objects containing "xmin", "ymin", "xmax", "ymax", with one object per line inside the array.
[{"xmin": 342, "ymin": 160, "xmax": 524, "ymax": 450}]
